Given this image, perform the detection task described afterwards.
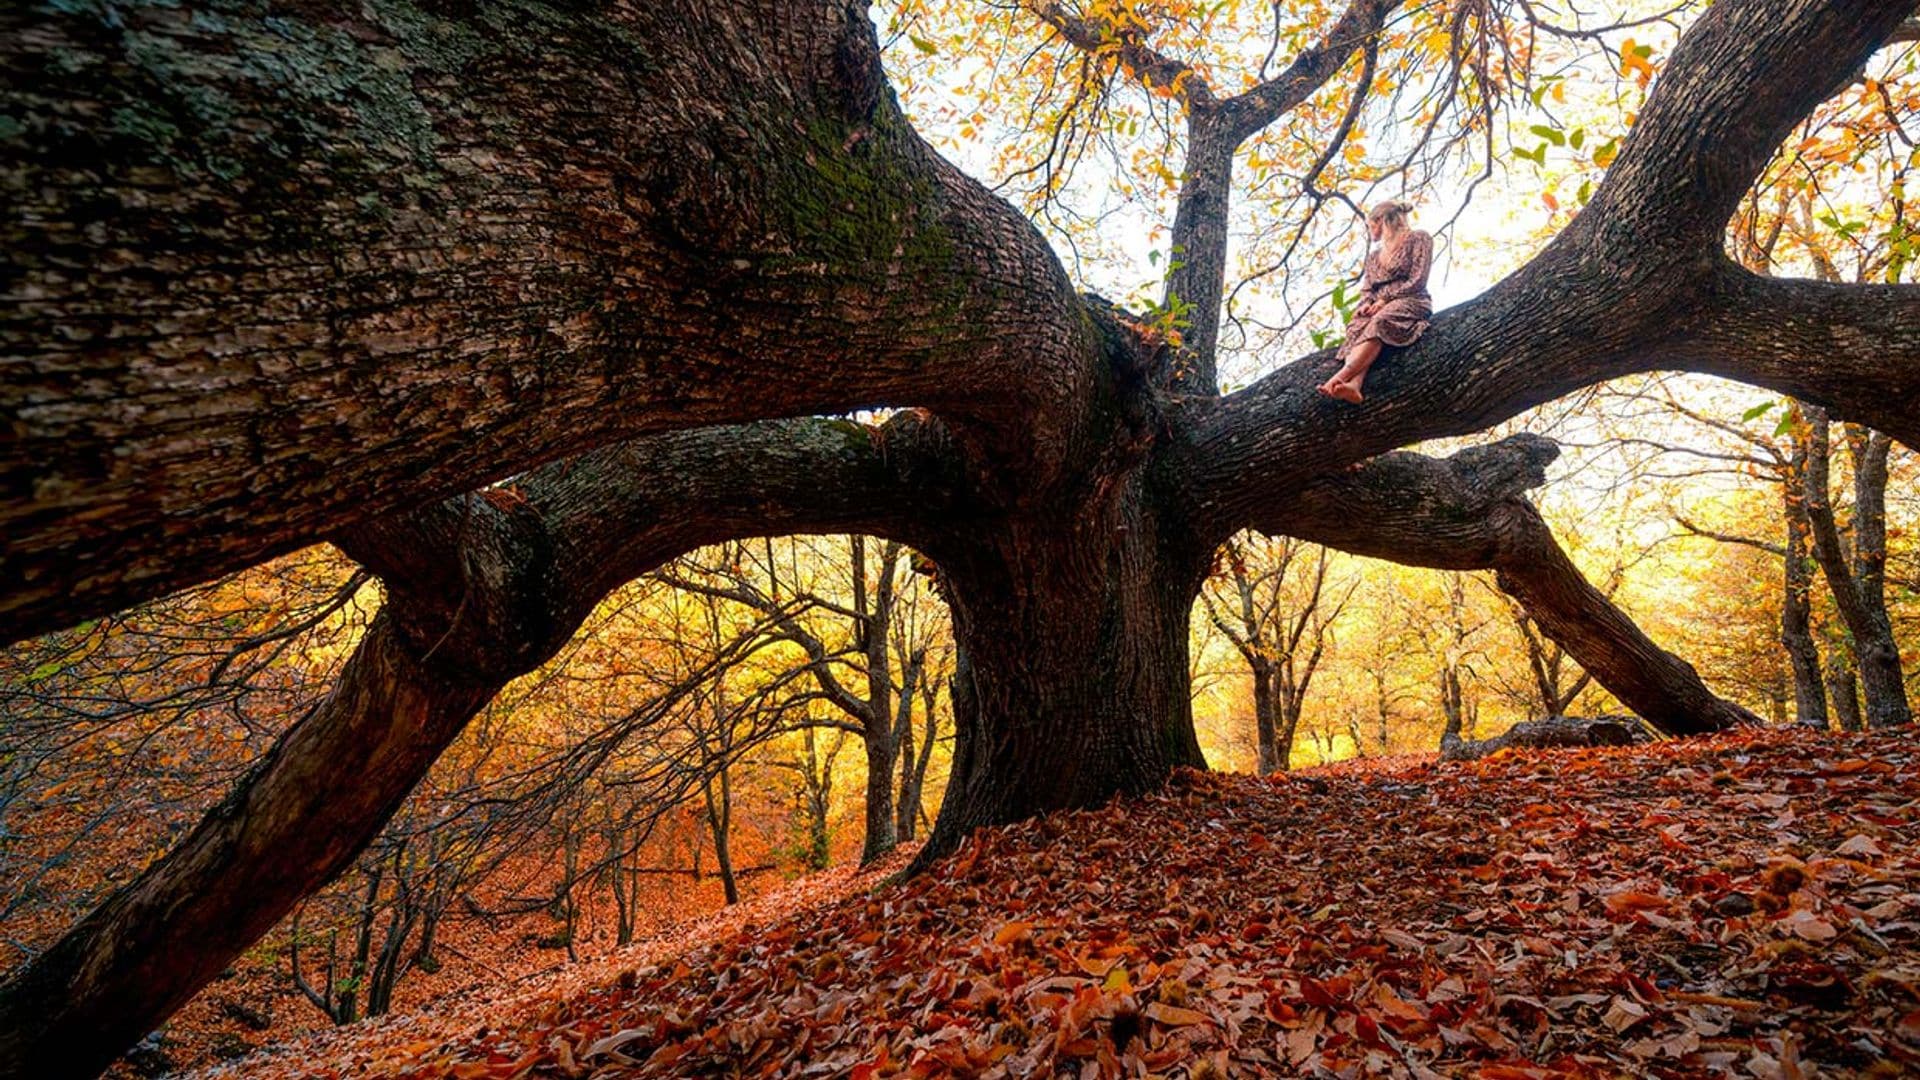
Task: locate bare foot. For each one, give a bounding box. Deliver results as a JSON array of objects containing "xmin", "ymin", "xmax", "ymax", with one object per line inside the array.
[
  {"xmin": 1328, "ymin": 380, "xmax": 1364, "ymax": 404},
  {"xmin": 1316, "ymin": 379, "xmax": 1339, "ymax": 397}
]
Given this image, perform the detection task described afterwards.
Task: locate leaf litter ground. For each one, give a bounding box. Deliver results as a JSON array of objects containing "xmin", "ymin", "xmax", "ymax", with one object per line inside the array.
[{"xmin": 205, "ymin": 727, "xmax": 1920, "ymax": 1078}]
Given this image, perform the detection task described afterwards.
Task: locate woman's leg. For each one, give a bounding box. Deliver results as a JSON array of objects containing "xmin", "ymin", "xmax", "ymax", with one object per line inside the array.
[{"xmin": 1321, "ymin": 337, "xmax": 1383, "ymax": 402}]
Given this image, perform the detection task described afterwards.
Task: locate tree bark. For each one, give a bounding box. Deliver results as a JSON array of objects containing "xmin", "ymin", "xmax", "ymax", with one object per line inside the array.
[
  {"xmin": 0, "ymin": 0, "xmax": 1098, "ymax": 642},
  {"xmin": 1441, "ymin": 715, "xmax": 1651, "ymax": 762},
  {"xmin": 917, "ymin": 490, "xmax": 1211, "ymax": 867},
  {"xmin": 1781, "ymin": 437, "xmax": 1830, "ymax": 729},
  {"xmin": 1251, "ymin": 659, "xmax": 1282, "ymax": 773},
  {"xmin": 1825, "ymin": 645, "xmax": 1866, "ymax": 734},
  {"xmin": 1801, "ymin": 408, "xmax": 1911, "ymax": 728},
  {"xmin": 1264, "ymin": 437, "xmax": 1760, "ymax": 735}
]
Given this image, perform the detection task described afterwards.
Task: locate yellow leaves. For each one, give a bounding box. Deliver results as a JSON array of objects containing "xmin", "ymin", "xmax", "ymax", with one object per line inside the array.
[{"xmin": 1619, "ymin": 38, "xmax": 1657, "ymax": 88}]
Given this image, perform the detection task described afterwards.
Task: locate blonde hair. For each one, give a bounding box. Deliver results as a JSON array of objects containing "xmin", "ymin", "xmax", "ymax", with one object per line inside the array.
[{"xmin": 1367, "ymin": 200, "xmax": 1414, "ymax": 229}]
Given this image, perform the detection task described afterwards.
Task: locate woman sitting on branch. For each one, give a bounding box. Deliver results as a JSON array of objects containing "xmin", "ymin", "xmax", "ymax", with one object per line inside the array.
[{"xmin": 1318, "ymin": 200, "xmax": 1432, "ymax": 403}]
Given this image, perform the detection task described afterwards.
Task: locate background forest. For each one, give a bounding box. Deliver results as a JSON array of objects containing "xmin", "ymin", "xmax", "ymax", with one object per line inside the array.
[{"xmin": 1, "ymin": 0, "xmax": 1914, "ymax": 1071}]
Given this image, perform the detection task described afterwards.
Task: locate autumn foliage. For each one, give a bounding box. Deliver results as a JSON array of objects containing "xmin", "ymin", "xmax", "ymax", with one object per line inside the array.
[{"xmin": 198, "ymin": 727, "xmax": 1920, "ymax": 1079}]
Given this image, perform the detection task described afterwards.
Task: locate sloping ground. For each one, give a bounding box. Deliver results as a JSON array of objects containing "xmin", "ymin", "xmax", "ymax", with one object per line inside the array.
[{"xmin": 211, "ymin": 729, "xmax": 1917, "ymax": 1078}]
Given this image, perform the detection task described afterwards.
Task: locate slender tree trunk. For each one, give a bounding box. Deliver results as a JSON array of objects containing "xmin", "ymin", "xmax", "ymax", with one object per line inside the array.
[
  {"xmin": 1781, "ymin": 448, "xmax": 1829, "ymax": 729},
  {"xmin": 1162, "ymin": 118, "xmax": 1237, "ymax": 389},
  {"xmin": 1274, "ymin": 676, "xmax": 1306, "ymax": 772},
  {"xmin": 895, "ymin": 690, "xmax": 918, "ymax": 843},
  {"xmin": 1826, "ymin": 646, "xmax": 1865, "ymax": 733},
  {"xmin": 1802, "ymin": 410, "xmax": 1910, "ymax": 728},
  {"xmin": 702, "ymin": 769, "xmax": 739, "ymax": 906},
  {"xmin": 1250, "ymin": 658, "xmax": 1281, "ymax": 774},
  {"xmin": 860, "ymin": 728, "xmax": 899, "ymax": 865}
]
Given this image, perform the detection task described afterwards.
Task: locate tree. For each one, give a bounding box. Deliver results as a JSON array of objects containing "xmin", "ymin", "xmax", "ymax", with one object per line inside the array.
[
  {"xmin": 1201, "ymin": 536, "xmax": 1351, "ymax": 773},
  {"xmin": 3, "ymin": 3, "xmax": 1918, "ymax": 1076},
  {"xmin": 663, "ymin": 536, "xmax": 942, "ymax": 863}
]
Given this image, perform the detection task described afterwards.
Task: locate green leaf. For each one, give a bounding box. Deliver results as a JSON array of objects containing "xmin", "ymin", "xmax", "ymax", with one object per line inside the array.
[
  {"xmin": 1741, "ymin": 401, "xmax": 1775, "ymax": 422},
  {"xmin": 1774, "ymin": 412, "xmax": 1798, "ymax": 438},
  {"xmin": 1577, "ymin": 179, "xmax": 1593, "ymax": 205},
  {"xmin": 909, "ymin": 34, "xmax": 937, "ymax": 55},
  {"xmin": 1570, "ymin": 129, "xmax": 1586, "ymax": 150},
  {"xmin": 1530, "ymin": 125, "xmax": 1565, "ymax": 146}
]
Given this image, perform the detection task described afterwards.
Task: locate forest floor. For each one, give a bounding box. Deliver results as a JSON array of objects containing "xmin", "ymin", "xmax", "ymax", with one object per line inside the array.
[{"xmin": 192, "ymin": 727, "xmax": 1919, "ymax": 1079}]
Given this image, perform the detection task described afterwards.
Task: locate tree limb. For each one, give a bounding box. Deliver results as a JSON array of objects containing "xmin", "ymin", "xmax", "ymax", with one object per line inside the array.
[
  {"xmin": 1219, "ymin": 0, "xmax": 1403, "ymax": 142},
  {"xmin": 0, "ymin": 0, "xmax": 1095, "ymax": 641},
  {"xmin": 1028, "ymin": 2, "xmax": 1211, "ymax": 106},
  {"xmin": 1259, "ymin": 436, "xmax": 1760, "ymax": 735},
  {"xmin": 1175, "ymin": 1, "xmax": 1920, "ymax": 529},
  {"xmin": 0, "ymin": 412, "xmax": 962, "ymax": 1078}
]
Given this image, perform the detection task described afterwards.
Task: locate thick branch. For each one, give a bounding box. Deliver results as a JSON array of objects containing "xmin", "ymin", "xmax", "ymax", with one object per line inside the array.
[
  {"xmin": 1, "ymin": 0, "xmax": 1093, "ymax": 641},
  {"xmin": 1259, "ymin": 437, "xmax": 1758, "ymax": 735},
  {"xmin": 1691, "ymin": 267, "xmax": 1920, "ymax": 451},
  {"xmin": 0, "ymin": 415, "xmax": 962, "ymax": 1078},
  {"xmin": 1581, "ymin": 0, "xmax": 1915, "ymax": 256},
  {"xmin": 1174, "ymin": 0, "xmax": 1918, "ymax": 523}
]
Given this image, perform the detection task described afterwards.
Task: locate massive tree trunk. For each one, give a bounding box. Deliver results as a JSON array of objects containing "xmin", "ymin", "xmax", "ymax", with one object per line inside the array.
[{"xmin": 920, "ymin": 488, "xmax": 1212, "ymax": 862}]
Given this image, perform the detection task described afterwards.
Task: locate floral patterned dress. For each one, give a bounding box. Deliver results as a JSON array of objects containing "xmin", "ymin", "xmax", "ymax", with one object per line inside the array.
[{"xmin": 1338, "ymin": 229, "xmax": 1433, "ymax": 360}]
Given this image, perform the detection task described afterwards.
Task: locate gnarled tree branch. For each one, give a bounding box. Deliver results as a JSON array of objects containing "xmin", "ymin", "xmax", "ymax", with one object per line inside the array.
[
  {"xmin": 0, "ymin": 413, "xmax": 964, "ymax": 1079},
  {"xmin": 0, "ymin": 0, "xmax": 1091, "ymax": 642},
  {"xmin": 1259, "ymin": 436, "xmax": 1759, "ymax": 735}
]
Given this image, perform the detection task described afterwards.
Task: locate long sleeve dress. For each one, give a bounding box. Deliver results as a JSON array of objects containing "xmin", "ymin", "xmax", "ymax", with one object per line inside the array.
[{"xmin": 1337, "ymin": 229, "xmax": 1433, "ymax": 361}]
